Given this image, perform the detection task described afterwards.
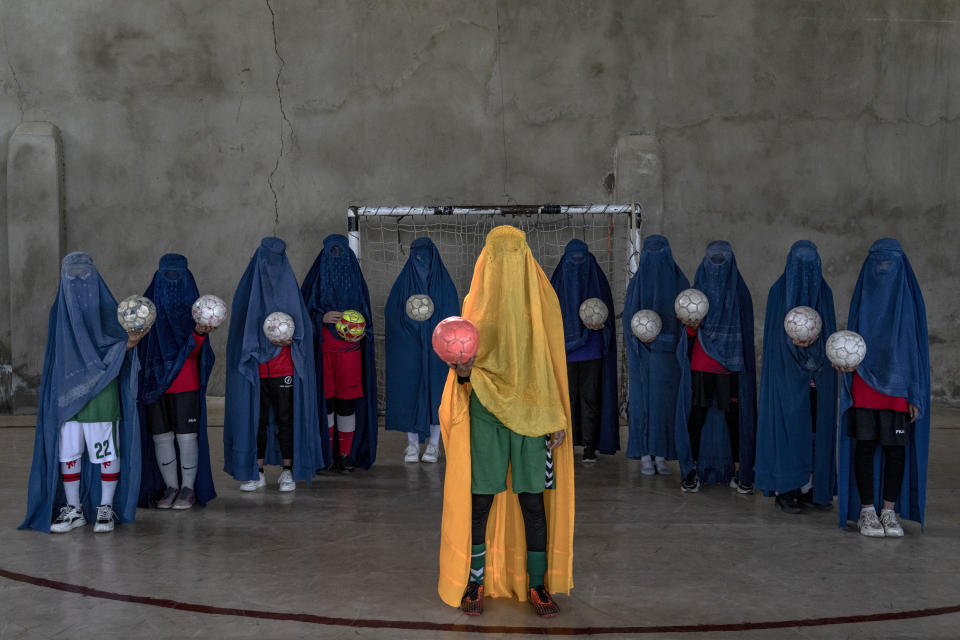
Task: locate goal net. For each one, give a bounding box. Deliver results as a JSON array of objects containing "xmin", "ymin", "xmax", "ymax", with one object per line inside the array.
[{"xmin": 350, "ymin": 204, "xmax": 643, "ymax": 416}]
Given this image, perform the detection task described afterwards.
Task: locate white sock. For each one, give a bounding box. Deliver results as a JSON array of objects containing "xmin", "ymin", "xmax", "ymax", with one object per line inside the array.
[
  {"xmin": 429, "ymin": 424, "xmax": 441, "ymax": 446},
  {"xmin": 641, "ymin": 455, "xmax": 652, "ymax": 463},
  {"xmin": 407, "ymin": 432, "xmax": 419, "ymax": 446},
  {"xmin": 60, "ymin": 460, "xmax": 81, "ymax": 508},
  {"xmin": 801, "ymin": 474, "xmax": 813, "ymax": 494},
  {"xmin": 100, "ymin": 473, "xmax": 117, "ymax": 507},
  {"xmin": 152, "ymin": 432, "xmax": 179, "ymax": 490},
  {"xmin": 327, "ymin": 412, "xmax": 335, "ymax": 428},
  {"xmin": 176, "ymin": 433, "xmax": 199, "ymax": 490},
  {"xmin": 861, "ymin": 505, "xmax": 876, "ymax": 514},
  {"xmin": 338, "ymin": 413, "xmax": 356, "ymax": 433},
  {"xmin": 655, "ymin": 456, "xmax": 666, "ymax": 463}
]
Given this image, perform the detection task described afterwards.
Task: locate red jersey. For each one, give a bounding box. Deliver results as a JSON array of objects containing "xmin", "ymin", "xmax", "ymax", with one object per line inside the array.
[
  {"xmin": 321, "ymin": 325, "xmax": 362, "ymax": 354},
  {"xmin": 851, "ymin": 372, "xmax": 908, "ymax": 413},
  {"xmin": 687, "ymin": 326, "xmax": 731, "ymax": 374},
  {"xmin": 166, "ymin": 333, "xmax": 206, "ymax": 394},
  {"xmin": 259, "ymin": 346, "xmax": 294, "ymax": 378}
]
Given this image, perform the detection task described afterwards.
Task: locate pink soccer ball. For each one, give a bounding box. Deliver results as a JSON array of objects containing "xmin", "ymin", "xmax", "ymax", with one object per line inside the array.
[{"xmin": 432, "ymin": 316, "xmax": 479, "ymax": 365}]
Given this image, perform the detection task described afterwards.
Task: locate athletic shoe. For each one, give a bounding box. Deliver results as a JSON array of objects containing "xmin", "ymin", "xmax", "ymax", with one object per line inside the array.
[
  {"xmin": 172, "ymin": 487, "xmax": 196, "ymax": 510},
  {"xmin": 858, "ymin": 508, "xmax": 885, "ymax": 537},
  {"xmin": 680, "ymin": 469, "xmax": 700, "ymax": 493},
  {"xmin": 799, "ymin": 490, "xmax": 833, "ymax": 511},
  {"xmin": 460, "ymin": 582, "xmax": 484, "ymax": 615},
  {"xmin": 640, "ymin": 456, "xmax": 655, "ymax": 475},
  {"xmin": 278, "ymin": 469, "xmax": 296, "ymax": 492},
  {"xmin": 655, "ymin": 457, "xmax": 672, "ymax": 475},
  {"xmin": 421, "ymin": 442, "xmax": 440, "ymax": 463},
  {"xmin": 729, "ymin": 472, "xmax": 754, "ymax": 495},
  {"xmin": 337, "ymin": 455, "xmax": 355, "ymax": 474},
  {"xmin": 50, "ymin": 505, "xmax": 86, "ymax": 533},
  {"xmin": 880, "ymin": 509, "xmax": 904, "ymax": 537},
  {"xmin": 582, "ymin": 447, "xmax": 597, "ymax": 463},
  {"xmin": 240, "ymin": 471, "xmax": 266, "ymax": 492},
  {"xmin": 403, "ymin": 443, "xmax": 420, "ymax": 463},
  {"xmin": 775, "ymin": 491, "xmax": 802, "ymax": 515},
  {"xmin": 93, "ymin": 505, "xmax": 116, "ymax": 533},
  {"xmin": 157, "ymin": 486, "xmax": 178, "ymax": 509},
  {"xmin": 528, "ymin": 586, "xmax": 560, "ymax": 617}
]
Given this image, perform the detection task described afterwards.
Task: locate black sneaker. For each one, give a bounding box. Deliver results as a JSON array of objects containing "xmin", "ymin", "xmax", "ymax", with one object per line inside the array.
[
  {"xmin": 729, "ymin": 471, "xmax": 754, "ymax": 495},
  {"xmin": 799, "ymin": 489, "xmax": 833, "ymax": 511},
  {"xmin": 582, "ymin": 446, "xmax": 597, "ymax": 463},
  {"xmin": 680, "ymin": 469, "xmax": 700, "ymax": 493},
  {"xmin": 337, "ymin": 454, "xmax": 355, "ymax": 474},
  {"xmin": 775, "ymin": 491, "xmax": 802, "ymax": 514}
]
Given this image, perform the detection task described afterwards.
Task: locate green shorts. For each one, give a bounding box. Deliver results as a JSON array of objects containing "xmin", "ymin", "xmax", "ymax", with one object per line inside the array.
[{"xmin": 469, "ymin": 391, "xmax": 548, "ymax": 495}]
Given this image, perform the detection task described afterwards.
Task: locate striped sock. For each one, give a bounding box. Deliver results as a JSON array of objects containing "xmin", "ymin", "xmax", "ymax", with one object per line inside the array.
[{"xmin": 469, "ymin": 544, "xmax": 486, "ymax": 584}]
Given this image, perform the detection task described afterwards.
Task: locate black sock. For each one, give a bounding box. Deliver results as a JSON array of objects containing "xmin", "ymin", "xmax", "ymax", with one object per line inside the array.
[
  {"xmin": 282, "ymin": 464, "xmax": 292, "ymax": 472},
  {"xmin": 258, "ymin": 466, "xmax": 264, "ymax": 474}
]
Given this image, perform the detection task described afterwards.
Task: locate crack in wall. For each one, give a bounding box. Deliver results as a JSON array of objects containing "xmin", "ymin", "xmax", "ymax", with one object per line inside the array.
[
  {"xmin": 3, "ymin": 29, "xmax": 24, "ymax": 121},
  {"xmin": 266, "ymin": 0, "xmax": 294, "ymax": 234}
]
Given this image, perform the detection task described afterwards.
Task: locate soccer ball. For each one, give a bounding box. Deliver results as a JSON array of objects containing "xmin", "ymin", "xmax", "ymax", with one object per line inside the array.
[
  {"xmin": 674, "ymin": 289, "xmax": 709, "ymax": 324},
  {"xmin": 405, "ymin": 294, "xmax": 435, "ymax": 322},
  {"xmin": 825, "ymin": 330, "xmax": 867, "ymax": 369},
  {"xmin": 631, "ymin": 309, "xmax": 662, "ymax": 343},
  {"xmin": 784, "ymin": 306, "xmax": 822, "ymax": 342},
  {"xmin": 336, "ymin": 309, "xmax": 366, "ymax": 341},
  {"xmin": 263, "ymin": 311, "xmax": 295, "ymax": 343},
  {"xmin": 117, "ymin": 295, "xmax": 157, "ymax": 331},
  {"xmin": 432, "ymin": 316, "xmax": 479, "ymax": 365},
  {"xmin": 579, "ymin": 298, "xmax": 608, "ymax": 326},
  {"xmin": 192, "ymin": 295, "xmax": 228, "ymax": 328}
]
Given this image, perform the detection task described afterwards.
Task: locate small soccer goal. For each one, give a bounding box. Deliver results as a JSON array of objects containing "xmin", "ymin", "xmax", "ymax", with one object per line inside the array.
[{"xmin": 349, "ymin": 204, "xmax": 643, "ymax": 416}]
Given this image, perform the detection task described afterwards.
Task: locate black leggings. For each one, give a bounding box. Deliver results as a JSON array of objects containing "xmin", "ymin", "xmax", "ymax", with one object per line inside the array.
[
  {"xmin": 471, "ymin": 492, "xmax": 546, "ymax": 552},
  {"xmin": 687, "ymin": 406, "xmax": 739, "ymax": 463},
  {"xmin": 854, "ymin": 440, "xmax": 906, "ymax": 505},
  {"xmin": 258, "ymin": 377, "xmax": 294, "ymax": 460}
]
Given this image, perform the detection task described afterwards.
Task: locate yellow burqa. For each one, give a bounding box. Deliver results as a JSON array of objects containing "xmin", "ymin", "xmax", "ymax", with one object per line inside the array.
[{"xmin": 438, "ymin": 225, "xmax": 575, "ymax": 607}]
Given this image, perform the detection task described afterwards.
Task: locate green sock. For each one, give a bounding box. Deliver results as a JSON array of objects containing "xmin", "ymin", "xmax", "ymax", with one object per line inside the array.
[
  {"xmin": 470, "ymin": 544, "xmax": 486, "ymax": 584},
  {"xmin": 527, "ymin": 551, "xmax": 547, "ymax": 588}
]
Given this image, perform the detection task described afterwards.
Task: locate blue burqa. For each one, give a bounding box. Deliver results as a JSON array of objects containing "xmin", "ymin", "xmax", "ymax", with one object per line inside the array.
[
  {"xmin": 301, "ymin": 234, "xmax": 378, "ymax": 469},
  {"xmin": 550, "ymin": 239, "xmax": 619, "ymax": 455},
  {"xmin": 384, "ymin": 238, "xmax": 459, "ymax": 440},
  {"xmin": 138, "ymin": 254, "xmax": 216, "ymax": 507},
  {"xmin": 755, "ymin": 241, "xmax": 837, "ymax": 502},
  {"xmin": 837, "ymin": 239, "xmax": 929, "ymax": 527},
  {"xmin": 223, "ymin": 237, "xmax": 321, "ymax": 482},
  {"xmin": 674, "ymin": 241, "xmax": 757, "ymax": 484},
  {"xmin": 623, "ymin": 235, "xmax": 689, "ymax": 460},
  {"xmin": 21, "ymin": 253, "xmax": 141, "ymax": 532}
]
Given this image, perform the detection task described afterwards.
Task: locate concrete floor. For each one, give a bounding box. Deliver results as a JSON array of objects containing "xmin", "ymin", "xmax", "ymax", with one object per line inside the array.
[{"xmin": 1, "ymin": 408, "xmax": 959, "ymax": 639}]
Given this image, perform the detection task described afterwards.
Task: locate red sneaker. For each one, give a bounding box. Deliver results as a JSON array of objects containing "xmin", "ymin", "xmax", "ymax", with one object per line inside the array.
[
  {"xmin": 528, "ymin": 585, "xmax": 559, "ymax": 617},
  {"xmin": 460, "ymin": 582, "xmax": 484, "ymax": 615}
]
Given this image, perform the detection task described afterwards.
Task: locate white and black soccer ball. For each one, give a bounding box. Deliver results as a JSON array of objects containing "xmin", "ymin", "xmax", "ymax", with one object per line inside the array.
[
  {"xmin": 674, "ymin": 288, "xmax": 709, "ymax": 324},
  {"xmin": 579, "ymin": 297, "xmax": 608, "ymax": 326},
  {"xmin": 117, "ymin": 295, "xmax": 157, "ymax": 332},
  {"xmin": 784, "ymin": 306, "xmax": 823, "ymax": 342},
  {"xmin": 263, "ymin": 311, "xmax": 295, "ymax": 343},
  {"xmin": 192, "ymin": 294, "xmax": 228, "ymax": 328},
  {"xmin": 631, "ymin": 309, "xmax": 662, "ymax": 343},
  {"xmin": 405, "ymin": 294, "xmax": 435, "ymax": 322},
  {"xmin": 825, "ymin": 330, "xmax": 867, "ymax": 369}
]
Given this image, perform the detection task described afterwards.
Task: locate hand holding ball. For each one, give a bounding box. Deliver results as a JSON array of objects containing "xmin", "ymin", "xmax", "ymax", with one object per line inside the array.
[
  {"xmin": 192, "ymin": 295, "xmax": 228, "ymax": 332},
  {"xmin": 674, "ymin": 289, "xmax": 709, "ymax": 327},
  {"xmin": 335, "ymin": 310, "xmax": 366, "ymax": 341},
  {"xmin": 263, "ymin": 311, "xmax": 295, "ymax": 346},
  {"xmin": 784, "ymin": 306, "xmax": 822, "ymax": 346},
  {"xmin": 825, "ymin": 330, "xmax": 866, "ymax": 372},
  {"xmin": 118, "ymin": 295, "xmax": 157, "ymax": 332},
  {"xmin": 579, "ymin": 298, "xmax": 608, "ymax": 330},
  {"xmin": 432, "ymin": 316, "xmax": 479, "ymax": 365}
]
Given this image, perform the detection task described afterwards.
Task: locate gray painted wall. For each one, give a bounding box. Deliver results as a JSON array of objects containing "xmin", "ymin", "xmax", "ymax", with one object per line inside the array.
[{"xmin": 1, "ymin": 1, "xmax": 957, "ymax": 406}]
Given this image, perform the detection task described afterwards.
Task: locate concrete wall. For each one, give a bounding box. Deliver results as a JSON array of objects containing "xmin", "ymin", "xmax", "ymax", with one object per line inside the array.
[{"xmin": 0, "ymin": 0, "xmax": 957, "ymax": 405}]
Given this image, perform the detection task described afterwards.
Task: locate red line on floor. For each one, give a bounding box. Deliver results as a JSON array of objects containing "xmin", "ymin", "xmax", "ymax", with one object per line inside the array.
[{"xmin": 1, "ymin": 566, "xmax": 959, "ymax": 635}]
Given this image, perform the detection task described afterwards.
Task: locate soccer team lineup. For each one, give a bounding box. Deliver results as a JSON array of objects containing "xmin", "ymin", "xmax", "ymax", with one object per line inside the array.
[{"xmin": 20, "ymin": 220, "xmax": 928, "ymax": 619}]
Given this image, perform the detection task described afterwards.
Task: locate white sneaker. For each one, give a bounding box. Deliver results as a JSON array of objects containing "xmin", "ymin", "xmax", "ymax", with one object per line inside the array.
[
  {"xmin": 880, "ymin": 509, "xmax": 904, "ymax": 537},
  {"xmin": 404, "ymin": 443, "xmax": 420, "ymax": 463},
  {"xmin": 240, "ymin": 471, "xmax": 266, "ymax": 492},
  {"xmin": 655, "ymin": 457, "xmax": 672, "ymax": 475},
  {"xmin": 50, "ymin": 505, "xmax": 86, "ymax": 533},
  {"xmin": 93, "ymin": 505, "xmax": 116, "ymax": 533},
  {"xmin": 858, "ymin": 508, "xmax": 885, "ymax": 537},
  {"xmin": 278, "ymin": 469, "xmax": 295, "ymax": 493},
  {"xmin": 421, "ymin": 442, "xmax": 440, "ymax": 463},
  {"xmin": 640, "ymin": 456, "xmax": 655, "ymax": 475}
]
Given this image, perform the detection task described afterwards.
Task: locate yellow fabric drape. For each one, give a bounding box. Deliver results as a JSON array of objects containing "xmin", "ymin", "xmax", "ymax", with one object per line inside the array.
[{"xmin": 438, "ymin": 225, "xmax": 574, "ymax": 607}]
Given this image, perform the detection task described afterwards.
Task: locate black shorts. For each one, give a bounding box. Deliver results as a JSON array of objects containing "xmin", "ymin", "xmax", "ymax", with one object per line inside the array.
[
  {"xmin": 847, "ymin": 407, "xmax": 911, "ymax": 446},
  {"xmin": 691, "ymin": 370, "xmax": 739, "ymax": 412},
  {"xmin": 146, "ymin": 390, "xmax": 202, "ymax": 436}
]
